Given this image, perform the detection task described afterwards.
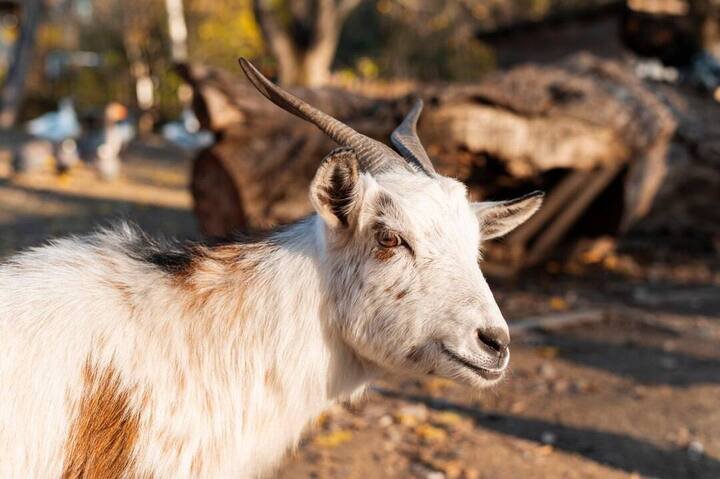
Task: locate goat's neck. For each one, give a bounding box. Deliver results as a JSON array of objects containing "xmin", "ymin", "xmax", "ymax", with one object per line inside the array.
[{"xmin": 192, "ymin": 215, "xmax": 371, "ymax": 418}]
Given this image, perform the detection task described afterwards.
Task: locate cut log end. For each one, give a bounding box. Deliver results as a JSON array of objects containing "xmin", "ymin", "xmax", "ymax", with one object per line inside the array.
[{"xmin": 191, "ymin": 148, "xmax": 246, "ymax": 237}]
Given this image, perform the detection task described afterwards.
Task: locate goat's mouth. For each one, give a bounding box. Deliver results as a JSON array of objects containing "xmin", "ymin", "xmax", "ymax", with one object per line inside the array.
[{"xmin": 440, "ymin": 344, "xmax": 508, "ymax": 381}]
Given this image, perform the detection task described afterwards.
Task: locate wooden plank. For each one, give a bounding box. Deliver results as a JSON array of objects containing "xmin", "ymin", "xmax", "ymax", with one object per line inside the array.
[
  {"xmin": 524, "ymin": 164, "xmax": 623, "ymax": 266},
  {"xmin": 508, "ymin": 169, "xmax": 593, "ymax": 247}
]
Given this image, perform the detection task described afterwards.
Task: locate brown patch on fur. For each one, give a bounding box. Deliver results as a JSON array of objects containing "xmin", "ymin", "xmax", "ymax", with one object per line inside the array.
[
  {"xmin": 178, "ymin": 243, "xmax": 267, "ymax": 320},
  {"xmin": 62, "ymin": 361, "xmax": 141, "ymax": 478},
  {"xmin": 396, "ymin": 289, "xmax": 408, "ymax": 300},
  {"xmin": 178, "ymin": 244, "xmax": 267, "ymax": 366},
  {"xmin": 374, "ymin": 248, "xmax": 395, "ymax": 262}
]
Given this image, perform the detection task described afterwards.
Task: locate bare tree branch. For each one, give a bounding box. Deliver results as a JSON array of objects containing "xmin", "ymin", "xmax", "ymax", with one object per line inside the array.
[
  {"xmin": 252, "ymin": 0, "xmax": 363, "ymax": 86},
  {"xmin": 0, "ymin": 0, "xmax": 43, "ymax": 127},
  {"xmin": 252, "ymin": 0, "xmax": 299, "ymax": 84}
]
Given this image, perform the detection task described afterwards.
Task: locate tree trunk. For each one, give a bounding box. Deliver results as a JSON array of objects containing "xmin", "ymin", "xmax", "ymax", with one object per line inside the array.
[
  {"xmin": 287, "ymin": 43, "xmax": 337, "ymax": 87},
  {"xmin": 0, "ymin": 0, "xmax": 43, "ymax": 128},
  {"xmin": 252, "ymin": 0, "xmax": 360, "ymax": 86},
  {"xmin": 165, "ymin": 0, "xmax": 189, "ymax": 63}
]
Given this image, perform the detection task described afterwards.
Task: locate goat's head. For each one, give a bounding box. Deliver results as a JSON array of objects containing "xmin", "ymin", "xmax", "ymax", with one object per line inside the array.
[{"xmin": 239, "ymin": 59, "xmax": 543, "ymax": 388}]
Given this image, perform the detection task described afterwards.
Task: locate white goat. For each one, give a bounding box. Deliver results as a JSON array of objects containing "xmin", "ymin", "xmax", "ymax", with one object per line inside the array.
[{"xmin": 0, "ymin": 59, "xmax": 543, "ymax": 478}]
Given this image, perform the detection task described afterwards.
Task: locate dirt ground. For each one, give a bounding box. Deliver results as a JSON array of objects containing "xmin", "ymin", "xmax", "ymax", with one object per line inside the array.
[{"xmin": 0, "ymin": 139, "xmax": 718, "ymax": 479}]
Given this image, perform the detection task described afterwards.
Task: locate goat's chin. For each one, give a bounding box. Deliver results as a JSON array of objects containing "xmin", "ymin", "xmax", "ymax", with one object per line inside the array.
[
  {"xmin": 451, "ymin": 369, "xmax": 507, "ymax": 390},
  {"xmin": 432, "ymin": 353, "xmax": 508, "ymax": 390}
]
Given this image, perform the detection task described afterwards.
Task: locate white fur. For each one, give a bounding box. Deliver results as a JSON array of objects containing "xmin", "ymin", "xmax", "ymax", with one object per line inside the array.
[{"xmin": 0, "ymin": 164, "xmax": 540, "ymax": 477}]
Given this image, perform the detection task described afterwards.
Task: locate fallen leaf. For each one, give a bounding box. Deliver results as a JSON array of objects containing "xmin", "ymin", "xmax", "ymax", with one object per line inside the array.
[
  {"xmin": 313, "ymin": 430, "xmax": 353, "ymax": 448},
  {"xmin": 536, "ymin": 346, "xmax": 559, "ymax": 359},
  {"xmin": 549, "ymin": 296, "xmax": 569, "ymax": 311},
  {"xmin": 414, "ymin": 424, "xmax": 448, "ymax": 442},
  {"xmin": 434, "ymin": 411, "xmax": 463, "ymax": 427}
]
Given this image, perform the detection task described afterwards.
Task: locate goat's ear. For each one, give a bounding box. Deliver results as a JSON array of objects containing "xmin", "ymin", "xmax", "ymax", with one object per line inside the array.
[
  {"xmin": 473, "ymin": 191, "xmax": 544, "ymax": 240},
  {"xmin": 310, "ymin": 148, "xmax": 364, "ymax": 229}
]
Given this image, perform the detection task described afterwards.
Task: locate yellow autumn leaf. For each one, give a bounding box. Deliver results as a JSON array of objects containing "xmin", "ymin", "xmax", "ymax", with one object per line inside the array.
[
  {"xmin": 536, "ymin": 346, "xmax": 559, "ymax": 359},
  {"xmin": 423, "ymin": 377, "xmax": 454, "ymax": 394},
  {"xmin": 549, "ymin": 296, "xmax": 569, "ymax": 311},
  {"xmin": 313, "ymin": 430, "xmax": 353, "ymax": 448},
  {"xmin": 414, "ymin": 424, "xmax": 447, "ymax": 442},
  {"xmin": 434, "ymin": 411, "xmax": 463, "ymax": 426}
]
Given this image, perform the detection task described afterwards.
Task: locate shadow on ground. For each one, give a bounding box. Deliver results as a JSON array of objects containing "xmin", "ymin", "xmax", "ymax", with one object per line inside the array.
[
  {"xmin": 0, "ymin": 179, "xmax": 197, "ymax": 255},
  {"xmin": 376, "ymin": 387, "xmax": 720, "ymax": 479},
  {"xmin": 534, "ymin": 333, "xmax": 720, "ymax": 387}
]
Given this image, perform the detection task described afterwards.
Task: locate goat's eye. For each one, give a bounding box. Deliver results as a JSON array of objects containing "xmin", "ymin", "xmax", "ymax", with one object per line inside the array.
[{"xmin": 376, "ymin": 230, "xmax": 402, "ymax": 248}]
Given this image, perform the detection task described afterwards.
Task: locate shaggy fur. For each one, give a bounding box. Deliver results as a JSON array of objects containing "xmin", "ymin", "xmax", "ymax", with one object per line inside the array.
[
  {"xmin": 0, "ymin": 218, "xmax": 365, "ymax": 477},
  {"xmin": 0, "ymin": 112, "xmax": 543, "ymax": 478},
  {"xmin": 0, "ymin": 159, "xmax": 541, "ymax": 478}
]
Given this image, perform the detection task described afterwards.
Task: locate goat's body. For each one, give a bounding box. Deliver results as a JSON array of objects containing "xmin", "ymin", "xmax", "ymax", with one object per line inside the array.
[
  {"xmin": 1, "ymin": 59, "xmax": 543, "ymax": 478},
  {"xmin": 0, "ymin": 221, "xmax": 368, "ymax": 478}
]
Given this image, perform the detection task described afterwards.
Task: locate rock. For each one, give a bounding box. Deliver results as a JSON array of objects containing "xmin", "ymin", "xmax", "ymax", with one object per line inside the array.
[
  {"xmin": 538, "ymin": 362, "xmax": 557, "ymax": 380},
  {"xmin": 541, "ymin": 431, "xmax": 557, "ymax": 445},
  {"xmin": 411, "ymin": 462, "xmax": 445, "ymax": 479},
  {"xmin": 661, "ymin": 356, "xmax": 679, "ymax": 369},
  {"xmin": 378, "ymin": 414, "xmax": 394, "ymax": 428},
  {"xmin": 395, "ymin": 404, "xmax": 429, "ymax": 426},
  {"xmin": 687, "ymin": 440, "xmax": 704, "ymax": 461}
]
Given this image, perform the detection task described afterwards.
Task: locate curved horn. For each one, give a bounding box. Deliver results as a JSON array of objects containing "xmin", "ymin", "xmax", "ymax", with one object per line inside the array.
[
  {"xmin": 238, "ymin": 57, "xmax": 404, "ymax": 174},
  {"xmin": 390, "ymin": 98, "xmax": 436, "ymax": 175}
]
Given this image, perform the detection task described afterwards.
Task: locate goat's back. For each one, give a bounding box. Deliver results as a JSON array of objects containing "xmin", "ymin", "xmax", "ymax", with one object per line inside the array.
[{"xmin": 0, "ymin": 230, "xmax": 191, "ymax": 477}]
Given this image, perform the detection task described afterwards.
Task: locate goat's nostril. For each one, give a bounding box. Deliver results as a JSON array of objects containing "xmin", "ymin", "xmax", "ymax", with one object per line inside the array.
[{"xmin": 476, "ymin": 327, "xmax": 510, "ymax": 354}]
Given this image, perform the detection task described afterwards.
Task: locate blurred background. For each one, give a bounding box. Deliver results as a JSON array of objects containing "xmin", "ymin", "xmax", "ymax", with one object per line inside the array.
[{"xmin": 1, "ymin": 0, "xmax": 719, "ymax": 477}]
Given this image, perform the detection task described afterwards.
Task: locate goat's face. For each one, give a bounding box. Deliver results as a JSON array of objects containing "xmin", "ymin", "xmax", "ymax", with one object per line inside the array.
[
  {"xmin": 311, "ymin": 149, "xmax": 543, "ymax": 389},
  {"xmin": 237, "ymin": 58, "xmax": 543, "ymax": 389}
]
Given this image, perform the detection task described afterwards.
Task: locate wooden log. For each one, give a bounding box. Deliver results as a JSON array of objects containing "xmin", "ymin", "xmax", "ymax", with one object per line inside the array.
[
  {"xmin": 191, "ymin": 147, "xmax": 247, "ymax": 237},
  {"xmin": 180, "ymin": 54, "xmax": 678, "ymax": 268}
]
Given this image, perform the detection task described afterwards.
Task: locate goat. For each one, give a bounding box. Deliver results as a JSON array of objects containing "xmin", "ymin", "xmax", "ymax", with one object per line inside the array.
[{"xmin": 0, "ymin": 58, "xmax": 543, "ymax": 478}]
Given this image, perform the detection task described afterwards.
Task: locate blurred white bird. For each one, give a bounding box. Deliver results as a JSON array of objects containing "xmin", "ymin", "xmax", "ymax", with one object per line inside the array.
[
  {"xmin": 162, "ymin": 107, "xmax": 214, "ymax": 150},
  {"xmin": 26, "ymin": 98, "xmax": 81, "ymax": 143}
]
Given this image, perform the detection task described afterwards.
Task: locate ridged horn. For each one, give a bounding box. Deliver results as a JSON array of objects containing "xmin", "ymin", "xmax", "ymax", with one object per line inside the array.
[
  {"xmin": 238, "ymin": 57, "xmax": 405, "ymax": 174},
  {"xmin": 390, "ymin": 98, "xmax": 436, "ymax": 175}
]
